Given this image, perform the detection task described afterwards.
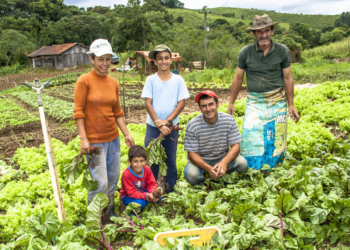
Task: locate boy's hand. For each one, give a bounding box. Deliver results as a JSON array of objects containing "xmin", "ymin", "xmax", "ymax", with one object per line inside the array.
[
  {"xmin": 154, "ymin": 119, "xmax": 167, "ymax": 128},
  {"xmin": 151, "ymin": 198, "xmax": 160, "ymax": 203},
  {"xmin": 148, "ymin": 193, "xmax": 154, "ymax": 201}
]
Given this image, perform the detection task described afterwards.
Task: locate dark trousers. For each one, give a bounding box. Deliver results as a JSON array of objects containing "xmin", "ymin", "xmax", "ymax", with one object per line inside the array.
[{"xmin": 144, "ymin": 124, "xmax": 179, "ymax": 193}]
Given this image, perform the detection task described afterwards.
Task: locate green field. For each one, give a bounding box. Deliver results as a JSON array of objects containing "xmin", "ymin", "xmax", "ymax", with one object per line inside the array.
[{"xmin": 0, "ymin": 79, "xmax": 350, "ymax": 249}]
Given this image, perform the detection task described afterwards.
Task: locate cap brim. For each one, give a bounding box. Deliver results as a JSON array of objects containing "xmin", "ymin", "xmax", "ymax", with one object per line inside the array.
[
  {"xmin": 148, "ymin": 51, "xmax": 156, "ymax": 59},
  {"xmin": 148, "ymin": 49, "xmax": 172, "ymax": 59},
  {"xmin": 195, "ymin": 92, "xmax": 218, "ymax": 103},
  {"xmin": 87, "ymin": 50, "xmax": 114, "ymax": 57},
  {"xmin": 246, "ymin": 22, "xmax": 280, "ymax": 31}
]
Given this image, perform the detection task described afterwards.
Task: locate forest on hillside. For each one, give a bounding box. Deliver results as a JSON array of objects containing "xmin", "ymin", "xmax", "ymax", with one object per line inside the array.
[{"xmin": 0, "ymin": 0, "xmax": 350, "ymax": 70}]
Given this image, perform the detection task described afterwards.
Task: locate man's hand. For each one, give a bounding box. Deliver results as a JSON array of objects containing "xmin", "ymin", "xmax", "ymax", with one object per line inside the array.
[
  {"xmin": 124, "ymin": 134, "xmax": 135, "ymax": 148},
  {"xmin": 207, "ymin": 166, "xmax": 219, "ymax": 179},
  {"xmin": 227, "ymin": 103, "xmax": 235, "ymax": 116},
  {"xmin": 288, "ymin": 105, "xmax": 300, "ymax": 123},
  {"xmin": 81, "ymin": 138, "xmax": 90, "ymax": 155},
  {"xmin": 213, "ymin": 161, "xmax": 228, "ymax": 178}
]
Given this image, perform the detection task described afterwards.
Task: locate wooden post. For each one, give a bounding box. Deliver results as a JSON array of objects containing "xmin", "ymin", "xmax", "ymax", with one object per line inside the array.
[
  {"xmin": 41, "ymin": 56, "xmax": 44, "ymax": 69},
  {"xmin": 135, "ymin": 53, "xmax": 138, "ymax": 71},
  {"xmin": 122, "ymin": 66, "xmax": 126, "ymax": 121},
  {"xmin": 120, "ymin": 77, "xmax": 126, "ymax": 116},
  {"xmin": 78, "ymin": 44, "xmax": 82, "ymax": 66},
  {"xmin": 142, "ymin": 55, "xmax": 145, "ymax": 69},
  {"xmin": 47, "ymin": 128, "xmax": 66, "ymax": 221},
  {"xmin": 38, "ymin": 106, "xmax": 66, "ymax": 221}
]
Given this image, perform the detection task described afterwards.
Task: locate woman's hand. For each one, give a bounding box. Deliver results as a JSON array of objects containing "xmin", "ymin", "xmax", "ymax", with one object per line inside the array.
[
  {"xmin": 124, "ymin": 134, "xmax": 135, "ymax": 148},
  {"xmin": 81, "ymin": 138, "xmax": 90, "ymax": 154}
]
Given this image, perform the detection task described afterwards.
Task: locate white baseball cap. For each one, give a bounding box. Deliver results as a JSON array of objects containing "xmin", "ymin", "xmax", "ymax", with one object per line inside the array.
[{"xmin": 87, "ymin": 39, "xmax": 114, "ymax": 57}]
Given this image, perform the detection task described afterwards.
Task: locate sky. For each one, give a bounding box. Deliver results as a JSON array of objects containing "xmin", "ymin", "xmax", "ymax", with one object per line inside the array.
[{"xmin": 64, "ymin": 0, "xmax": 349, "ymax": 15}]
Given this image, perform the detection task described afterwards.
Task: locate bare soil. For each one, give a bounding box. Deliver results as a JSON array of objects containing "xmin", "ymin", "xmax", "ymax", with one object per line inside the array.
[{"xmin": 0, "ymin": 67, "xmax": 92, "ymax": 92}]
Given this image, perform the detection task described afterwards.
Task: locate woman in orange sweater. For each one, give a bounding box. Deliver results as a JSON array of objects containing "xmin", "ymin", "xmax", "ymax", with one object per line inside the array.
[{"xmin": 73, "ymin": 39, "xmax": 134, "ymax": 218}]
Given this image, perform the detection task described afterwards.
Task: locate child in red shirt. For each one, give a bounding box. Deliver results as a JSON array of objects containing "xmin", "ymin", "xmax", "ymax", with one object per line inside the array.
[{"xmin": 120, "ymin": 145, "xmax": 161, "ymax": 210}]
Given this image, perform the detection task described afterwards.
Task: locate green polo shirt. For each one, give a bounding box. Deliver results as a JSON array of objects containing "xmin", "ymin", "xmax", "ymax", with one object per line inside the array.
[{"xmin": 237, "ymin": 40, "xmax": 292, "ymax": 93}]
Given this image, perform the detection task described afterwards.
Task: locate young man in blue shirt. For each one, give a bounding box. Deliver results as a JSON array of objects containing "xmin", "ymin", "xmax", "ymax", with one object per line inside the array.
[{"xmin": 141, "ymin": 44, "xmax": 190, "ymax": 193}]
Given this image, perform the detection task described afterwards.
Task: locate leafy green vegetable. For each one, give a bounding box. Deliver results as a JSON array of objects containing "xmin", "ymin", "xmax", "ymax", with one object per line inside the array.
[{"xmin": 146, "ymin": 136, "xmax": 167, "ymax": 176}]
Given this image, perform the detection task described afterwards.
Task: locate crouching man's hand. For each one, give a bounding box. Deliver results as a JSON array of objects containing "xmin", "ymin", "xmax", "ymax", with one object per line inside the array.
[{"xmin": 213, "ymin": 161, "xmax": 228, "ymax": 178}]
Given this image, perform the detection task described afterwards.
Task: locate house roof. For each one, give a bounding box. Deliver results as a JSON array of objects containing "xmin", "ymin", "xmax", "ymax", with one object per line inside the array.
[
  {"xmin": 135, "ymin": 51, "xmax": 182, "ymax": 63},
  {"xmin": 27, "ymin": 43, "xmax": 88, "ymax": 57}
]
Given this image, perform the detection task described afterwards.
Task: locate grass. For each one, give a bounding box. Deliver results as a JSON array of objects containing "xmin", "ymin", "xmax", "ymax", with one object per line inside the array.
[
  {"xmin": 292, "ymin": 59, "xmax": 350, "ymax": 84},
  {"xmin": 302, "ymin": 37, "xmax": 350, "ymax": 59}
]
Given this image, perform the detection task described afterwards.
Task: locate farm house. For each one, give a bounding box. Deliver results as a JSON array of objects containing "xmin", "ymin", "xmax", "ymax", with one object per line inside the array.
[{"xmin": 27, "ymin": 43, "xmax": 91, "ymax": 69}]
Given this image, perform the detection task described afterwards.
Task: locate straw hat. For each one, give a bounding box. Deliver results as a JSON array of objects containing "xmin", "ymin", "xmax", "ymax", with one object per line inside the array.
[{"xmin": 246, "ymin": 14, "xmax": 280, "ymax": 31}]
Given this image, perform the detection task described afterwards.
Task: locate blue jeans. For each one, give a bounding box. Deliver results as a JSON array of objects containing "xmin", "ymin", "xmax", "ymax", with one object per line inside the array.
[
  {"xmin": 144, "ymin": 124, "xmax": 179, "ymax": 193},
  {"xmin": 183, "ymin": 155, "xmax": 247, "ymax": 185},
  {"xmin": 85, "ymin": 137, "xmax": 121, "ymax": 204},
  {"xmin": 122, "ymin": 195, "xmax": 162, "ymax": 211}
]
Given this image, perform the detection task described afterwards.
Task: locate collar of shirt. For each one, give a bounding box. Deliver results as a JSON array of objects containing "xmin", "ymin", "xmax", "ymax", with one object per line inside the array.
[{"xmin": 128, "ymin": 166, "xmax": 144, "ymax": 178}]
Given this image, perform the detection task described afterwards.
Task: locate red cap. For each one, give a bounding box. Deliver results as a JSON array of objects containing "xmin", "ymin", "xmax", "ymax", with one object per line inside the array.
[{"xmin": 195, "ymin": 90, "xmax": 218, "ymax": 103}]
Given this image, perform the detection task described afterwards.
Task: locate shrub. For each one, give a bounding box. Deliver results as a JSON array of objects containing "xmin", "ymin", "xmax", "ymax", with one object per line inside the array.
[{"xmin": 176, "ymin": 16, "xmax": 183, "ymax": 23}]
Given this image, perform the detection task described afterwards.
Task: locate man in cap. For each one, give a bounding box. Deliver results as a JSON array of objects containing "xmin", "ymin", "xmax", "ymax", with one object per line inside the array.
[
  {"xmin": 183, "ymin": 91, "xmax": 247, "ymax": 185},
  {"xmin": 142, "ymin": 44, "xmax": 190, "ymax": 193},
  {"xmin": 228, "ymin": 14, "xmax": 300, "ymax": 170}
]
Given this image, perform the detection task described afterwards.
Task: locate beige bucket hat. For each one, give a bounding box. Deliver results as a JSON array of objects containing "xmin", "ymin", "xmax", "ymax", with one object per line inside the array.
[{"xmin": 246, "ymin": 14, "xmax": 280, "ymax": 31}]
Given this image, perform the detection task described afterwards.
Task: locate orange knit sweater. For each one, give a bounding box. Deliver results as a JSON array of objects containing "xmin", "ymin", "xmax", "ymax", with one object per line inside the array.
[{"xmin": 73, "ymin": 70, "xmax": 124, "ymax": 143}]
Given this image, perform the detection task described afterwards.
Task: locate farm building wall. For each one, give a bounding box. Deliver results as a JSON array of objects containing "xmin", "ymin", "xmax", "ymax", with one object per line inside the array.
[{"xmin": 30, "ymin": 45, "xmax": 91, "ymax": 69}]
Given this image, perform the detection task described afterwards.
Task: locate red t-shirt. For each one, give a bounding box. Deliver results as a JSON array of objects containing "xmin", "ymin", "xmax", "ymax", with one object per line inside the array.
[{"xmin": 120, "ymin": 165, "xmax": 158, "ymax": 201}]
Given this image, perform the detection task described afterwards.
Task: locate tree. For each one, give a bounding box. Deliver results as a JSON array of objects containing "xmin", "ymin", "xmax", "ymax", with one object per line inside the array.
[
  {"xmin": 176, "ymin": 16, "xmax": 183, "ymax": 23},
  {"xmin": 210, "ymin": 18, "xmax": 229, "ymax": 28},
  {"xmin": 112, "ymin": 0, "xmax": 174, "ymax": 52},
  {"xmin": 0, "ymin": 29, "xmax": 34, "ymax": 66},
  {"xmin": 334, "ymin": 12, "xmax": 350, "ymax": 27},
  {"xmin": 222, "ymin": 13, "xmax": 235, "ymax": 18},
  {"xmin": 290, "ymin": 22, "xmax": 315, "ymax": 48},
  {"xmin": 319, "ymin": 32, "xmax": 333, "ymax": 44},
  {"xmin": 331, "ymin": 28, "xmax": 345, "ymax": 42},
  {"xmin": 157, "ymin": 0, "xmax": 184, "ymax": 8},
  {"xmin": 290, "ymin": 23, "xmax": 312, "ymax": 39}
]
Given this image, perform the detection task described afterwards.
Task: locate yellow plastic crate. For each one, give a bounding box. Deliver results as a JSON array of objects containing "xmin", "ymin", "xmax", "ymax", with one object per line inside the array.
[{"xmin": 153, "ymin": 226, "xmax": 222, "ymax": 247}]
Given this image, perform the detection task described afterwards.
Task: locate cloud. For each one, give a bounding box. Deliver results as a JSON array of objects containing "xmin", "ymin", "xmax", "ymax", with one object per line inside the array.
[{"xmin": 64, "ymin": 0, "xmax": 346, "ymax": 15}]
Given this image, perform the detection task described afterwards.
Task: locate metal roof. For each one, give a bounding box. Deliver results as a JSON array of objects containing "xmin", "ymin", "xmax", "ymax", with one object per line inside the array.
[
  {"xmin": 27, "ymin": 43, "xmax": 88, "ymax": 57},
  {"xmin": 135, "ymin": 51, "xmax": 182, "ymax": 63}
]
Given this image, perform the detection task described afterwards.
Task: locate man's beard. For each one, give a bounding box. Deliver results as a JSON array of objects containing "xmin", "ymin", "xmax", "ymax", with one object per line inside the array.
[{"xmin": 258, "ymin": 38, "xmax": 270, "ymax": 46}]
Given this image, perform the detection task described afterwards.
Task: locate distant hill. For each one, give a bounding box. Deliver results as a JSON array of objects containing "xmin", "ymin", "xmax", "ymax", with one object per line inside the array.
[
  {"xmin": 169, "ymin": 7, "xmax": 339, "ymax": 30},
  {"xmin": 205, "ymin": 7, "xmax": 339, "ymax": 30},
  {"xmin": 168, "ymin": 8, "xmax": 290, "ymax": 30}
]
